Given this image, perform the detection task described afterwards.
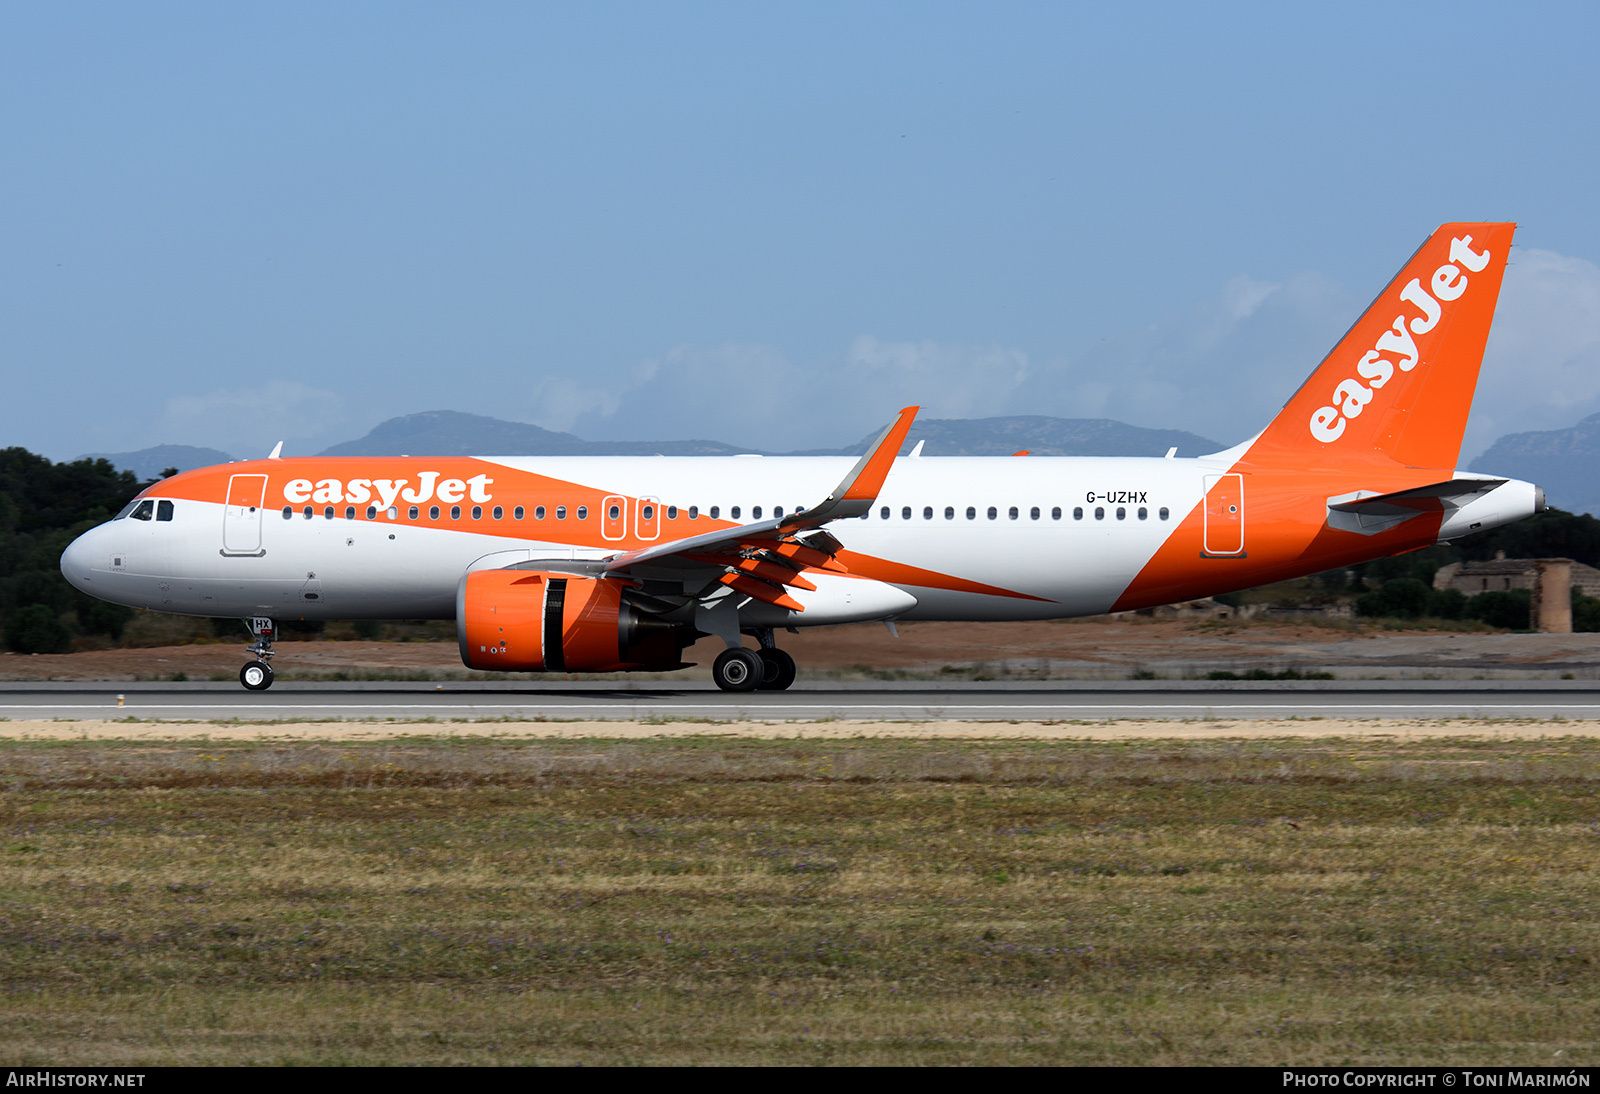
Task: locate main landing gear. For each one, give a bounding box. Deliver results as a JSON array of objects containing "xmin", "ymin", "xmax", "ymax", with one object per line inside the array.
[
  {"xmin": 239, "ymin": 617, "xmax": 276, "ymax": 692},
  {"xmin": 711, "ymin": 631, "xmax": 797, "ymax": 693}
]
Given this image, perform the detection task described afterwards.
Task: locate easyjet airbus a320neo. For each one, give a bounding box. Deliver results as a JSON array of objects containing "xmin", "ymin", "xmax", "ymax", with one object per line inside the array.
[{"xmin": 62, "ymin": 223, "xmax": 1544, "ymax": 692}]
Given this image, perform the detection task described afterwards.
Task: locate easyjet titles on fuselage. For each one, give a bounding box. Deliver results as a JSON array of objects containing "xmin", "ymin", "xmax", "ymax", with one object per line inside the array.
[{"xmin": 281, "ymin": 472, "xmax": 495, "ymax": 510}]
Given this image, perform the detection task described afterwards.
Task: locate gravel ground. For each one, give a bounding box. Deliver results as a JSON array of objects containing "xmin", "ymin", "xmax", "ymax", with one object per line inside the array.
[{"xmin": 5, "ymin": 617, "xmax": 1600, "ymax": 682}]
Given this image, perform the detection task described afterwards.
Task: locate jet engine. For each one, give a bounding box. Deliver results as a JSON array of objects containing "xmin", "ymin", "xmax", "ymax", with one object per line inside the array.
[{"xmin": 456, "ymin": 569, "xmax": 682, "ymax": 672}]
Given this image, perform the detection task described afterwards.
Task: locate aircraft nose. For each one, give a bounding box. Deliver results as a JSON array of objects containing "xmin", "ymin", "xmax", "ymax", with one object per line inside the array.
[{"xmin": 60, "ymin": 528, "xmax": 100, "ymax": 593}]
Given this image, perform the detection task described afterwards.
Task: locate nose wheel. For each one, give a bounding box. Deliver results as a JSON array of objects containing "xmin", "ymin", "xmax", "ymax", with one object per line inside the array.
[{"xmin": 240, "ymin": 660, "xmax": 274, "ymax": 691}]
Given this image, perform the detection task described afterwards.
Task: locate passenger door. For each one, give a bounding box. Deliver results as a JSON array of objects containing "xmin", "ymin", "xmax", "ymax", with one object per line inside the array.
[
  {"xmin": 223, "ymin": 474, "xmax": 268, "ymax": 555},
  {"xmin": 1202, "ymin": 473, "xmax": 1245, "ymax": 556}
]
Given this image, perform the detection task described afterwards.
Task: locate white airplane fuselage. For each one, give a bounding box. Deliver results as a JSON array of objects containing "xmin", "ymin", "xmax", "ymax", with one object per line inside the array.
[{"xmin": 58, "ymin": 222, "xmax": 1544, "ymax": 689}]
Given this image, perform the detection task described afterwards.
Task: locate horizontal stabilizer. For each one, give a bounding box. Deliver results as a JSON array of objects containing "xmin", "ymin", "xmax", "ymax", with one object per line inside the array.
[{"xmin": 1326, "ymin": 477, "xmax": 1507, "ymax": 536}]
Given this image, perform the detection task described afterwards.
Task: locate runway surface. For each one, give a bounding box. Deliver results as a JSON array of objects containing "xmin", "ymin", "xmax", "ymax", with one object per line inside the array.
[{"xmin": 4, "ymin": 680, "xmax": 1600, "ymax": 722}]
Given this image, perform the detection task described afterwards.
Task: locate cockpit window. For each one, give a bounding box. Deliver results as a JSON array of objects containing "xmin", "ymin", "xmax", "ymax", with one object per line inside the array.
[
  {"xmin": 156, "ymin": 500, "xmax": 174, "ymax": 522},
  {"xmin": 129, "ymin": 500, "xmax": 155, "ymax": 521},
  {"xmin": 114, "ymin": 499, "xmax": 141, "ymax": 520}
]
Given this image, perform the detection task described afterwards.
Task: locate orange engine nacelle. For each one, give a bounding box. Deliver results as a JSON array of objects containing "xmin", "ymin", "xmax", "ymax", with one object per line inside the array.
[{"xmin": 456, "ymin": 569, "xmax": 682, "ymax": 672}]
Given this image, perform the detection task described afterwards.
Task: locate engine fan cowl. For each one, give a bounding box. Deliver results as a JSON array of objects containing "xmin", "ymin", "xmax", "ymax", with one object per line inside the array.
[{"xmin": 456, "ymin": 569, "xmax": 680, "ymax": 672}]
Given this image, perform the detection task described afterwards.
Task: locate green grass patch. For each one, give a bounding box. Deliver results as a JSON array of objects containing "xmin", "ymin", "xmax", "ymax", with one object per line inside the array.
[{"xmin": 1, "ymin": 736, "xmax": 1598, "ymax": 1064}]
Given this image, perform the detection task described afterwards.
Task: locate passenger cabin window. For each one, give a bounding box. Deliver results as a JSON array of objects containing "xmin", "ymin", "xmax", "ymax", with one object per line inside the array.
[
  {"xmin": 156, "ymin": 500, "xmax": 174, "ymax": 521},
  {"xmin": 1073, "ymin": 507, "xmax": 1083, "ymax": 520},
  {"xmin": 1095, "ymin": 507, "xmax": 1105, "ymax": 520},
  {"xmin": 345, "ymin": 507, "xmax": 355, "ymax": 520},
  {"xmin": 282, "ymin": 506, "xmax": 294, "ymax": 519},
  {"xmin": 1009, "ymin": 506, "xmax": 1019, "ymax": 520},
  {"xmin": 472, "ymin": 505, "xmax": 482, "ymax": 520},
  {"xmin": 576, "ymin": 506, "xmax": 588, "ymax": 520},
  {"xmin": 902, "ymin": 507, "xmax": 912, "ymax": 520},
  {"xmin": 1052, "ymin": 507, "xmax": 1062, "ymax": 520},
  {"xmin": 408, "ymin": 506, "xmax": 419, "ymax": 519},
  {"xmin": 366, "ymin": 506, "xmax": 378, "ymax": 520},
  {"xmin": 667, "ymin": 505, "xmax": 677, "ymax": 519},
  {"xmin": 773, "ymin": 506, "xmax": 782, "ymax": 518},
  {"xmin": 430, "ymin": 506, "xmax": 440, "ymax": 519},
  {"xmin": 303, "ymin": 506, "xmax": 314, "ymax": 519},
  {"xmin": 987, "ymin": 506, "xmax": 997, "ymax": 520},
  {"xmin": 881, "ymin": 506, "xmax": 890, "ymax": 520},
  {"xmin": 1138, "ymin": 507, "xmax": 1148, "ymax": 520},
  {"xmin": 513, "ymin": 506, "xmax": 524, "ymax": 519},
  {"xmin": 493, "ymin": 506, "xmax": 503, "ymax": 520},
  {"xmin": 945, "ymin": 506, "xmax": 954, "ymax": 520},
  {"xmin": 752, "ymin": 506, "xmax": 761, "ymax": 519},
  {"xmin": 1030, "ymin": 506, "xmax": 1040, "ymax": 520},
  {"xmin": 608, "ymin": 504, "xmax": 621, "ymax": 520},
  {"xmin": 325, "ymin": 506, "xmax": 335, "ymax": 519},
  {"xmin": 1159, "ymin": 507, "xmax": 1170, "ymax": 520},
  {"xmin": 451, "ymin": 505, "xmax": 462, "ymax": 520},
  {"xmin": 967, "ymin": 506, "xmax": 976, "ymax": 520},
  {"xmin": 535, "ymin": 506, "xmax": 545, "ymax": 519},
  {"xmin": 556, "ymin": 506, "xmax": 567, "ymax": 520},
  {"xmin": 923, "ymin": 506, "xmax": 933, "ymax": 520},
  {"xmin": 688, "ymin": 506, "xmax": 698, "ymax": 519},
  {"xmin": 709, "ymin": 506, "xmax": 719, "ymax": 519},
  {"xmin": 730, "ymin": 506, "xmax": 740, "ymax": 520}
]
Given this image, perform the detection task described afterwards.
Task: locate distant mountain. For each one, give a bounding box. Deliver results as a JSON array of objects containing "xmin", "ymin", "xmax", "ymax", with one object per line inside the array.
[
  {"xmin": 318, "ymin": 410, "xmax": 1224, "ymax": 461},
  {"xmin": 317, "ymin": 411, "xmax": 748, "ymax": 457},
  {"xmin": 812, "ymin": 416, "xmax": 1224, "ymax": 458},
  {"xmin": 1472, "ymin": 413, "xmax": 1600, "ymax": 517},
  {"xmin": 79, "ymin": 444, "xmax": 236, "ymax": 480},
  {"xmin": 93, "ymin": 412, "xmax": 1223, "ymax": 472}
]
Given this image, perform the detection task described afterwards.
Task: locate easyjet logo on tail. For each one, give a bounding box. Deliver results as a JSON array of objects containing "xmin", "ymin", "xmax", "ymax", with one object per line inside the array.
[
  {"xmin": 1309, "ymin": 235, "xmax": 1493, "ymax": 443},
  {"xmin": 282, "ymin": 472, "xmax": 495, "ymax": 509}
]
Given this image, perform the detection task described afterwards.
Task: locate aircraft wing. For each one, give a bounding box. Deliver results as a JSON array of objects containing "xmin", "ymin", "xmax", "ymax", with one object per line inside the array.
[{"xmin": 599, "ymin": 406, "xmax": 919, "ymax": 611}]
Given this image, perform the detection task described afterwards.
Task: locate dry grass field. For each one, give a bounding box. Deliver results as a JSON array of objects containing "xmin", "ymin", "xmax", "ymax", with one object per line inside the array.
[{"xmin": 2, "ymin": 734, "xmax": 1598, "ymax": 1065}]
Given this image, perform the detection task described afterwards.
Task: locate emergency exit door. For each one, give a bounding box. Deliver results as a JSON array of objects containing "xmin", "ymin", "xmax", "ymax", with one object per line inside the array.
[
  {"xmin": 636, "ymin": 496, "xmax": 661, "ymax": 541},
  {"xmin": 1203, "ymin": 473, "xmax": 1245, "ymax": 556}
]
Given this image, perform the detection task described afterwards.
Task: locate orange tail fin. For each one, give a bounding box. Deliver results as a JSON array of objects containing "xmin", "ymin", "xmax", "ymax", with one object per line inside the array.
[{"xmin": 1247, "ymin": 222, "xmax": 1515, "ymax": 472}]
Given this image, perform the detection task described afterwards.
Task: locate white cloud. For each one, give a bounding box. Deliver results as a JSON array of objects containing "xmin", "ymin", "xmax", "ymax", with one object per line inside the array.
[
  {"xmin": 528, "ymin": 374, "xmax": 623, "ymax": 433},
  {"xmin": 541, "ymin": 338, "xmax": 1039, "ymax": 451},
  {"xmin": 529, "ymin": 275, "xmax": 1360, "ymax": 451},
  {"xmin": 1011, "ymin": 269, "xmax": 1360, "ymax": 446},
  {"xmin": 1466, "ymin": 247, "xmax": 1600, "ymax": 456},
  {"xmin": 161, "ymin": 380, "xmax": 347, "ymax": 457},
  {"xmin": 522, "ymin": 247, "xmax": 1600, "ymax": 457}
]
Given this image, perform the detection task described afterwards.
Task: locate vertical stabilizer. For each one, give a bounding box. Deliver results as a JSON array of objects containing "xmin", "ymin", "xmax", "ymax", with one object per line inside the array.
[{"xmin": 1247, "ymin": 222, "xmax": 1515, "ymax": 471}]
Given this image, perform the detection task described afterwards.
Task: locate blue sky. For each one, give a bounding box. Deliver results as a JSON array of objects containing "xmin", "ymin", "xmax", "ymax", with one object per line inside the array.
[{"xmin": 5, "ymin": 2, "xmax": 1600, "ymax": 460}]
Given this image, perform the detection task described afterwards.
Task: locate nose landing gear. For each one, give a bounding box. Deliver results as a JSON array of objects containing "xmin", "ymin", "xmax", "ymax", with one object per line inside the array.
[{"xmin": 240, "ymin": 617, "xmax": 276, "ymax": 691}]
